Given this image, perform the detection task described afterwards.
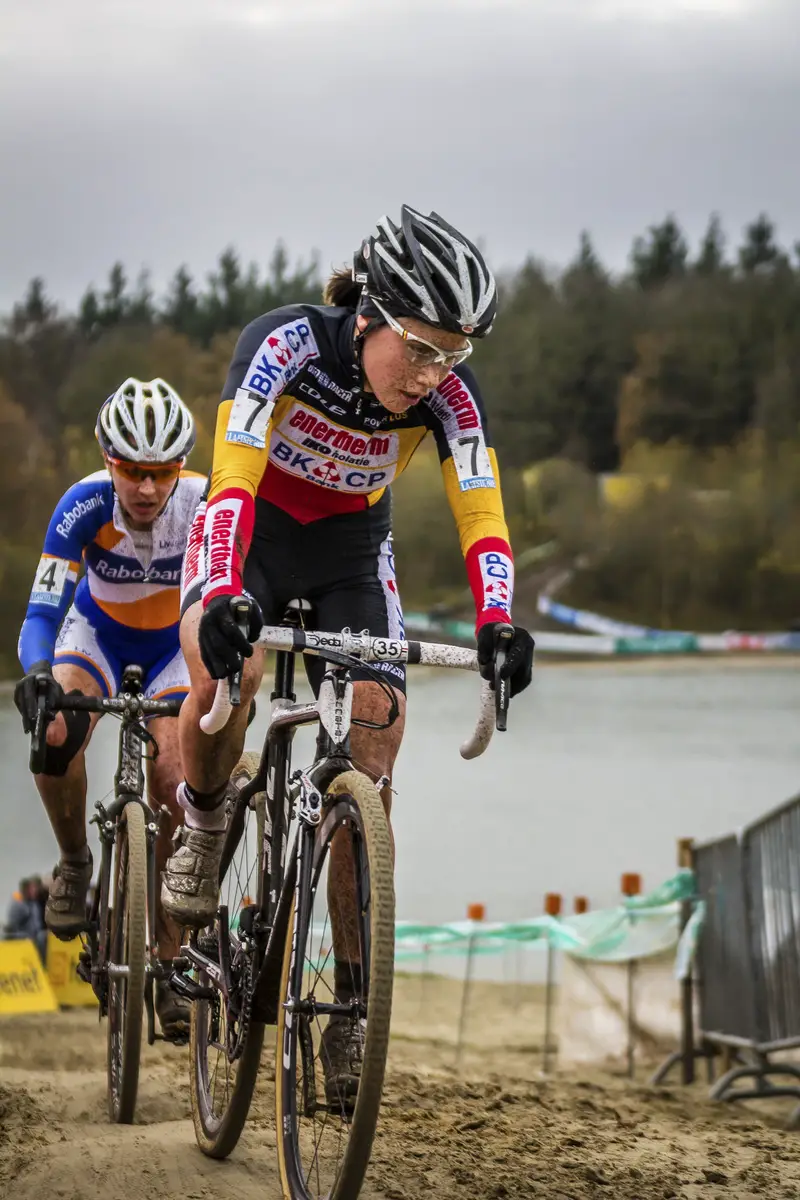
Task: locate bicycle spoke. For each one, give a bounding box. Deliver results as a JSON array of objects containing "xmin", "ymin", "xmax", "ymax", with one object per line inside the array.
[
  {"xmin": 307, "ymin": 1100, "xmax": 333, "ymax": 1193},
  {"xmin": 305, "ymin": 911, "xmax": 335, "ymax": 997},
  {"xmin": 211, "ymin": 1037, "xmax": 221, "ymax": 1112}
]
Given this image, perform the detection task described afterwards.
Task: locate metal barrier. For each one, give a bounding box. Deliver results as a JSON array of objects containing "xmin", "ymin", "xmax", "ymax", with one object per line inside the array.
[
  {"xmin": 656, "ymin": 792, "xmax": 800, "ymax": 1122},
  {"xmin": 745, "ymin": 795, "xmax": 800, "ymax": 1046},
  {"xmin": 694, "ymin": 833, "xmax": 757, "ymax": 1045}
]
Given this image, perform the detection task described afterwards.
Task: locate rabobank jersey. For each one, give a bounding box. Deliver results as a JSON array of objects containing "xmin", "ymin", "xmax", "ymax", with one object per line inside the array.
[
  {"xmin": 18, "ymin": 470, "xmax": 206, "ymax": 671},
  {"xmin": 200, "ymin": 303, "xmax": 515, "ymax": 632}
]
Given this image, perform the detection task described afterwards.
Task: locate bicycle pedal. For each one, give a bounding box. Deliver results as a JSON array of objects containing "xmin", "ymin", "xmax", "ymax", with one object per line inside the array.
[
  {"xmin": 76, "ymin": 952, "xmax": 93, "ymax": 986},
  {"xmin": 237, "ymin": 904, "xmax": 259, "ymax": 937},
  {"xmin": 169, "ymin": 970, "xmax": 215, "ymax": 1003},
  {"xmin": 153, "ymin": 1030, "xmax": 190, "ymax": 1046}
]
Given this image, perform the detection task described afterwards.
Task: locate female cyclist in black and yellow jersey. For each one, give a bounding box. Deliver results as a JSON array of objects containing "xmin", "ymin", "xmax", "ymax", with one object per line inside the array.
[{"xmin": 162, "ymin": 205, "xmax": 535, "ymax": 1085}]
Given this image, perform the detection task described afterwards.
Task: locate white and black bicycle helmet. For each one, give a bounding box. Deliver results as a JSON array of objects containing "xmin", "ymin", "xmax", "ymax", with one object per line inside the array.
[
  {"xmin": 96, "ymin": 377, "xmax": 196, "ymax": 462},
  {"xmin": 354, "ymin": 205, "xmax": 497, "ymax": 337}
]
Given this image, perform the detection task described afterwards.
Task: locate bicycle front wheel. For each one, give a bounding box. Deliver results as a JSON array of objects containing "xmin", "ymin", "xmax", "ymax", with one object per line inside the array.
[
  {"xmin": 107, "ymin": 801, "xmax": 147, "ymax": 1124},
  {"xmin": 190, "ymin": 752, "xmax": 266, "ymax": 1159},
  {"xmin": 275, "ymin": 769, "xmax": 395, "ymax": 1200}
]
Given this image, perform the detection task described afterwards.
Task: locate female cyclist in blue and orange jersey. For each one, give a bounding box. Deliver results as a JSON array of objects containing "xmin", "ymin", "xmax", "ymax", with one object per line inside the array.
[{"xmin": 14, "ymin": 378, "xmax": 203, "ymax": 1039}]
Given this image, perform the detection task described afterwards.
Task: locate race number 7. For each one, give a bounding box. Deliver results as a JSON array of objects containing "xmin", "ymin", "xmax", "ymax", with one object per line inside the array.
[{"xmin": 457, "ymin": 435, "xmax": 480, "ymax": 477}]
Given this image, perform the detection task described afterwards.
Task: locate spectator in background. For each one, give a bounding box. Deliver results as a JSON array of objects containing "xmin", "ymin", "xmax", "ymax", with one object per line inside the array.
[{"xmin": 4, "ymin": 875, "xmax": 48, "ymax": 963}]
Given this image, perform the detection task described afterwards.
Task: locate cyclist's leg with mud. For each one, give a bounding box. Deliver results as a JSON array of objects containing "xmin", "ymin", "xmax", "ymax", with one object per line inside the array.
[
  {"xmin": 145, "ymin": 714, "xmax": 184, "ymax": 959},
  {"xmin": 320, "ymin": 680, "xmax": 403, "ymax": 1102},
  {"xmin": 37, "ymin": 662, "xmax": 105, "ymax": 935},
  {"xmin": 161, "ymin": 599, "xmax": 264, "ymax": 927},
  {"xmin": 37, "ymin": 662, "xmax": 104, "ymax": 853},
  {"xmin": 146, "ymin": 713, "xmax": 193, "ymax": 1038},
  {"xmin": 311, "ymin": 538, "xmax": 406, "ymax": 966},
  {"xmin": 328, "ymin": 681, "xmax": 405, "ymax": 961}
]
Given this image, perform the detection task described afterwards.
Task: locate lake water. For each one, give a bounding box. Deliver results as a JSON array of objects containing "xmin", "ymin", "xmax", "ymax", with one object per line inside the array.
[{"xmin": 1, "ymin": 660, "xmax": 798, "ymax": 928}]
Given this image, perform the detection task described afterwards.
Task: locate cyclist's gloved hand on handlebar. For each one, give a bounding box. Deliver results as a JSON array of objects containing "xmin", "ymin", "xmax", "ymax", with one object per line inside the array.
[
  {"xmin": 13, "ymin": 660, "xmax": 64, "ymax": 734},
  {"xmin": 477, "ymin": 623, "xmax": 535, "ymax": 697},
  {"xmin": 198, "ymin": 595, "xmax": 263, "ymax": 680}
]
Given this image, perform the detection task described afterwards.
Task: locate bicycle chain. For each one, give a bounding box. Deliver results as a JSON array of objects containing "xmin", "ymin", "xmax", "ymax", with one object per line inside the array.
[{"xmin": 227, "ymin": 943, "xmax": 257, "ymax": 1063}]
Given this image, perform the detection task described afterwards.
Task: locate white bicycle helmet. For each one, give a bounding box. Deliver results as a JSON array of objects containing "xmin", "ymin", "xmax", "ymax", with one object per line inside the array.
[
  {"xmin": 354, "ymin": 205, "xmax": 497, "ymax": 337},
  {"xmin": 96, "ymin": 377, "xmax": 196, "ymax": 462}
]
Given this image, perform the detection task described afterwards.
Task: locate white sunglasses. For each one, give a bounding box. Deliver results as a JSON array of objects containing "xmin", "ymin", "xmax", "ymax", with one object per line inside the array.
[{"xmin": 370, "ymin": 297, "xmax": 473, "ymax": 369}]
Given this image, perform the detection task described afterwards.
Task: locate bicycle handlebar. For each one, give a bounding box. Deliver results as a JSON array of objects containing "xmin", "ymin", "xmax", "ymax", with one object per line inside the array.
[
  {"xmin": 199, "ymin": 625, "xmax": 515, "ymax": 758},
  {"xmin": 29, "ymin": 691, "xmax": 184, "ymax": 774}
]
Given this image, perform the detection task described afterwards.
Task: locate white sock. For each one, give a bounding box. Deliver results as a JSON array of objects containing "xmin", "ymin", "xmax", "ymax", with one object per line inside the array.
[{"xmin": 177, "ymin": 781, "xmax": 227, "ymax": 833}]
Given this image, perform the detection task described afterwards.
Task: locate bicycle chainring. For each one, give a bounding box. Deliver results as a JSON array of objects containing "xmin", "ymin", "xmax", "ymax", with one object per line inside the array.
[{"xmin": 225, "ymin": 945, "xmax": 257, "ymax": 1063}]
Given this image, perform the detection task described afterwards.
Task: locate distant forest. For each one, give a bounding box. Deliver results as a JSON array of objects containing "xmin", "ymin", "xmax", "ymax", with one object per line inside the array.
[{"xmin": 2, "ymin": 211, "xmax": 800, "ymax": 671}]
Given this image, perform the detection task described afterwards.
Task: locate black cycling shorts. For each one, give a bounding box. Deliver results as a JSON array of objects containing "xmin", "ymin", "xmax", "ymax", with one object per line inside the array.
[{"xmin": 185, "ymin": 494, "xmax": 406, "ymax": 695}]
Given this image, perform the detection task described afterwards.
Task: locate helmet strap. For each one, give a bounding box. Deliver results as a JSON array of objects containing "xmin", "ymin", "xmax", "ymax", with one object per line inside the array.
[{"xmin": 351, "ymin": 289, "xmax": 388, "ymax": 413}]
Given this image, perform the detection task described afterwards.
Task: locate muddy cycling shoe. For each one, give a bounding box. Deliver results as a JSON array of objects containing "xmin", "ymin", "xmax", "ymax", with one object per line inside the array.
[
  {"xmin": 155, "ymin": 979, "xmax": 191, "ymax": 1043},
  {"xmin": 161, "ymin": 826, "xmax": 225, "ymax": 928},
  {"xmin": 320, "ymin": 1016, "xmax": 366, "ymax": 1112},
  {"xmin": 45, "ymin": 851, "xmax": 93, "ymax": 940}
]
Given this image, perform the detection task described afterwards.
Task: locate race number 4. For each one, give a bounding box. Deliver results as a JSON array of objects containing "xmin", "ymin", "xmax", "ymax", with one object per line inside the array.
[{"xmin": 30, "ymin": 556, "xmax": 73, "ymax": 608}]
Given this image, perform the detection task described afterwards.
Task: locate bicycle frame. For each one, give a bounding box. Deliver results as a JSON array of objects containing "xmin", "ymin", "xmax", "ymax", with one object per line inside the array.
[
  {"xmin": 178, "ymin": 617, "xmax": 512, "ymax": 1023},
  {"xmin": 180, "ymin": 645, "xmax": 358, "ymax": 1025},
  {"xmin": 32, "ymin": 667, "xmax": 182, "ymax": 1041}
]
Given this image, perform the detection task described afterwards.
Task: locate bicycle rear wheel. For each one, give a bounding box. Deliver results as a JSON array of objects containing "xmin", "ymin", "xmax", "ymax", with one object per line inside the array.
[
  {"xmin": 107, "ymin": 801, "xmax": 147, "ymax": 1124},
  {"xmin": 190, "ymin": 752, "xmax": 266, "ymax": 1158},
  {"xmin": 275, "ymin": 769, "xmax": 395, "ymax": 1200}
]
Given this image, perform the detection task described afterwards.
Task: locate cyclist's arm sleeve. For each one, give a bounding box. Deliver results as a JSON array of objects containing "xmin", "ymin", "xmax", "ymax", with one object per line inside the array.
[
  {"xmin": 17, "ymin": 486, "xmax": 86, "ymax": 671},
  {"xmin": 424, "ymin": 365, "xmax": 514, "ymax": 633},
  {"xmin": 202, "ymin": 308, "xmax": 322, "ymax": 604}
]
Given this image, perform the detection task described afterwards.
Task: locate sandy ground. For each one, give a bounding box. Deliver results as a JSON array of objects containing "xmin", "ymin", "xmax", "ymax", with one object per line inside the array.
[{"xmin": 2, "ymin": 976, "xmax": 800, "ymax": 1200}]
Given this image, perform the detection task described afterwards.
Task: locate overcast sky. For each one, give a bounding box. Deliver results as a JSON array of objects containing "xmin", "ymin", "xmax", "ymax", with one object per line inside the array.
[{"xmin": 1, "ymin": 0, "xmax": 799, "ymax": 311}]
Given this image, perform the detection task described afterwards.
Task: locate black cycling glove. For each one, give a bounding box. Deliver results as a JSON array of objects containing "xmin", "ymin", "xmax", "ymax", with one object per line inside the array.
[
  {"xmin": 476, "ymin": 623, "xmax": 535, "ymax": 698},
  {"xmin": 198, "ymin": 595, "xmax": 263, "ymax": 680},
  {"xmin": 14, "ymin": 660, "xmax": 64, "ymax": 734}
]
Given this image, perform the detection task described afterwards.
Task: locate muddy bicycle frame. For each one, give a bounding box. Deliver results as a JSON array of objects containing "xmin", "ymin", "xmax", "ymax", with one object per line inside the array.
[
  {"xmin": 30, "ymin": 665, "xmax": 183, "ymax": 1041},
  {"xmin": 175, "ymin": 617, "xmax": 511, "ymax": 1024}
]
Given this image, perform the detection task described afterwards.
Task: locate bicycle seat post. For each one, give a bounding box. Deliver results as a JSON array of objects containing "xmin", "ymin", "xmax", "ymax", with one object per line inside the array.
[{"xmin": 121, "ymin": 665, "xmax": 144, "ymax": 696}]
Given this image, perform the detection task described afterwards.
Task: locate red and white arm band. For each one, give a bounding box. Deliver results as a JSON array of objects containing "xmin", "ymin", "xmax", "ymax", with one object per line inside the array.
[
  {"xmin": 200, "ymin": 487, "xmax": 255, "ymax": 606},
  {"xmin": 465, "ymin": 536, "xmax": 515, "ymax": 633}
]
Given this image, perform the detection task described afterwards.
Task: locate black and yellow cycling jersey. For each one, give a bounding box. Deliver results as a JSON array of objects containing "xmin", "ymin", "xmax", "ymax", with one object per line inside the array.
[{"xmin": 195, "ymin": 303, "xmax": 514, "ymax": 631}]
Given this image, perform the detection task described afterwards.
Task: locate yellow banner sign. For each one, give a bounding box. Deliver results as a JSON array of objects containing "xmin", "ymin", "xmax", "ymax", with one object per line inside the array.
[
  {"xmin": 0, "ymin": 939, "xmax": 58, "ymax": 1015},
  {"xmin": 46, "ymin": 933, "xmax": 98, "ymax": 1007}
]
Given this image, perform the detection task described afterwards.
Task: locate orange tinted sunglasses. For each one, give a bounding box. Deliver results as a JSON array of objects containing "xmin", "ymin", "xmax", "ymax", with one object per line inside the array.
[{"xmin": 106, "ymin": 455, "xmax": 184, "ymax": 484}]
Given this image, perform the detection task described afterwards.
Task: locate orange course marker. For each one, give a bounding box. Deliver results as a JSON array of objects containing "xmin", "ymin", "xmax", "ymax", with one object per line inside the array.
[
  {"xmin": 621, "ymin": 873, "xmax": 642, "ymax": 897},
  {"xmin": 544, "ymin": 893, "xmax": 562, "ymax": 917},
  {"xmin": 574, "ymin": 896, "xmax": 589, "ymax": 914},
  {"xmin": 467, "ymin": 902, "xmax": 485, "ymax": 921}
]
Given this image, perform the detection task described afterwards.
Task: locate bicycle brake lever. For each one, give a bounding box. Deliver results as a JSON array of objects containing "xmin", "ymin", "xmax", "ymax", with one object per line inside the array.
[
  {"xmin": 229, "ymin": 597, "xmax": 251, "ymax": 708},
  {"xmin": 29, "ymin": 693, "xmax": 51, "ymax": 774},
  {"xmin": 494, "ymin": 625, "xmax": 514, "ymax": 733}
]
